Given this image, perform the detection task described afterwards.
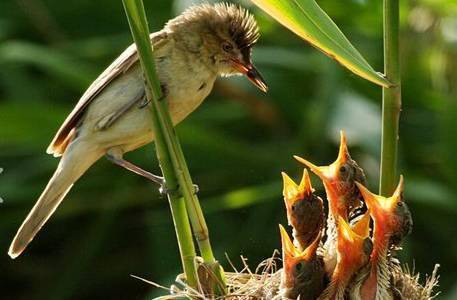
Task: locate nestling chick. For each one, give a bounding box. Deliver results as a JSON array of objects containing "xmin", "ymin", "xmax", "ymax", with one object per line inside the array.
[
  {"xmin": 318, "ymin": 213, "xmax": 372, "ymax": 300},
  {"xmin": 282, "ymin": 169, "xmax": 324, "ymax": 251},
  {"xmin": 294, "ymin": 131, "xmax": 366, "ymax": 221},
  {"xmin": 355, "ymin": 176, "xmax": 412, "ymax": 300},
  {"xmin": 8, "ymin": 3, "xmax": 267, "ymax": 259},
  {"xmin": 279, "ymin": 225, "xmax": 325, "ymax": 300},
  {"xmin": 294, "ymin": 131, "xmax": 367, "ymax": 277}
]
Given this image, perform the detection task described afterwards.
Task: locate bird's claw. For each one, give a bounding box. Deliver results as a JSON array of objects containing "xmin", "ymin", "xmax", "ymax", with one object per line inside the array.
[
  {"xmin": 138, "ymin": 83, "xmax": 168, "ymax": 108},
  {"xmin": 192, "ymin": 184, "xmax": 199, "ymax": 194},
  {"xmin": 137, "ymin": 93, "xmax": 167, "ymax": 108},
  {"xmin": 158, "ymin": 184, "xmax": 168, "ymax": 196},
  {"xmin": 137, "ymin": 97, "xmax": 150, "ymax": 108},
  {"xmin": 159, "ymin": 183, "xmax": 199, "ymax": 197}
]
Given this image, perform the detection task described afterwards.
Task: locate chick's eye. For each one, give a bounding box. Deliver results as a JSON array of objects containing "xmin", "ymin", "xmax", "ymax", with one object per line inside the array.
[
  {"xmin": 339, "ymin": 165, "xmax": 347, "ymax": 173},
  {"xmin": 295, "ymin": 262, "xmax": 312, "ymax": 281},
  {"xmin": 222, "ymin": 42, "xmax": 233, "ymax": 52},
  {"xmin": 295, "ymin": 262, "xmax": 304, "ymax": 272}
]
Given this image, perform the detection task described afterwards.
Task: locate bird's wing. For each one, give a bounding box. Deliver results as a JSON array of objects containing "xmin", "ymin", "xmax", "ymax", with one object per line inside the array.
[{"xmin": 47, "ymin": 31, "xmax": 169, "ymax": 157}]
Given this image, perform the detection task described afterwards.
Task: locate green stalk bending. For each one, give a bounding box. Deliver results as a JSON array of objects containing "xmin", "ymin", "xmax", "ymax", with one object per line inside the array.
[
  {"xmin": 121, "ymin": 0, "xmax": 198, "ymax": 288},
  {"xmin": 380, "ymin": 0, "xmax": 401, "ymax": 196},
  {"xmin": 122, "ymin": 0, "xmax": 226, "ymax": 294}
]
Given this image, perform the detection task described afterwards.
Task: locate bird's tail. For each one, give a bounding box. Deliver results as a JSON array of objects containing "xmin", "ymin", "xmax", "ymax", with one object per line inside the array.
[{"xmin": 8, "ymin": 140, "xmax": 103, "ymax": 259}]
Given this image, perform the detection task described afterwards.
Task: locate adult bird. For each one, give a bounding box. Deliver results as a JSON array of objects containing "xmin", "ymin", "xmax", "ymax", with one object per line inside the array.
[
  {"xmin": 279, "ymin": 225, "xmax": 325, "ymax": 300},
  {"xmin": 8, "ymin": 3, "xmax": 267, "ymax": 259},
  {"xmin": 294, "ymin": 131, "xmax": 367, "ymax": 276},
  {"xmin": 282, "ymin": 169, "xmax": 324, "ymax": 251},
  {"xmin": 354, "ymin": 176, "xmax": 412, "ymax": 300}
]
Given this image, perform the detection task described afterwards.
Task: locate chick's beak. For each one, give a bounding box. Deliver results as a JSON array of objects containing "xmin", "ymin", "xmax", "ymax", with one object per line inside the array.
[
  {"xmin": 299, "ymin": 169, "xmax": 314, "ymax": 197},
  {"xmin": 352, "ymin": 212, "xmax": 371, "ymax": 238},
  {"xmin": 336, "ymin": 130, "xmax": 349, "ymax": 161},
  {"xmin": 279, "ymin": 224, "xmax": 300, "ymax": 285},
  {"xmin": 336, "ymin": 216, "xmax": 371, "ymax": 274},
  {"xmin": 293, "ymin": 132, "xmax": 349, "ymax": 182},
  {"xmin": 281, "ymin": 169, "xmax": 314, "ymax": 204},
  {"xmin": 279, "ymin": 224, "xmax": 319, "ymax": 285},
  {"xmin": 355, "ymin": 176, "xmax": 404, "ymax": 227},
  {"xmin": 294, "ymin": 155, "xmax": 344, "ymax": 212},
  {"xmin": 231, "ymin": 59, "xmax": 268, "ymax": 92},
  {"xmin": 282, "ymin": 172, "xmax": 300, "ymax": 204},
  {"xmin": 294, "ymin": 131, "xmax": 355, "ymax": 218},
  {"xmin": 293, "ymin": 156, "xmax": 328, "ymax": 180}
]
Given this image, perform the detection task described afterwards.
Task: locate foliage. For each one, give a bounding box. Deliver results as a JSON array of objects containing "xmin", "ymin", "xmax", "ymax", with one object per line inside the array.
[
  {"xmin": 251, "ymin": 0, "xmax": 391, "ymax": 87},
  {"xmin": 0, "ymin": 0, "xmax": 456, "ymax": 299}
]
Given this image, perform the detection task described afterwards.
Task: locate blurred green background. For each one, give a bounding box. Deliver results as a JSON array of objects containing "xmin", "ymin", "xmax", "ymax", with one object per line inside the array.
[{"xmin": 0, "ymin": 0, "xmax": 456, "ymax": 299}]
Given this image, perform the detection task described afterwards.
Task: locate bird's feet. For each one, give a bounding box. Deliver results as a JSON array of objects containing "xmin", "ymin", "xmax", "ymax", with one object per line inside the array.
[
  {"xmin": 106, "ymin": 153, "xmax": 199, "ymax": 196},
  {"xmin": 159, "ymin": 183, "xmax": 199, "ymax": 197},
  {"xmin": 138, "ymin": 83, "xmax": 168, "ymax": 108}
]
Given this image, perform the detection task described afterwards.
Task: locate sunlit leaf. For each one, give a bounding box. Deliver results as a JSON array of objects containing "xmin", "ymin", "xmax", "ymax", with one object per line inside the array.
[{"xmin": 251, "ymin": 0, "xmax": 392, "ymax": 87}]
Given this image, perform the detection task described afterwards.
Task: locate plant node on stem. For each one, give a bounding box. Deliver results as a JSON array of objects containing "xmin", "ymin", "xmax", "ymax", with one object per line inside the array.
[{"xmin": 122, "ymin": 0, "xmax": 227, "ymax": 294}]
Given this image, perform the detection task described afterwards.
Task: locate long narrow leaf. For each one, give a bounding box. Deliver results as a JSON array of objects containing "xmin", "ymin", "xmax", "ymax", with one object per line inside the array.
[{"xmin": 251, "ymin": 0, "xmax": 392, "ymax": 87}]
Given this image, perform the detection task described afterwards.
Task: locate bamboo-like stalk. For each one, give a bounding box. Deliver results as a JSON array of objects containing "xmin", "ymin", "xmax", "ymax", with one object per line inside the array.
[
  {"xmin": 121, "ymin": 0, "xmax": 226, "ymax": 294},
  {"xmin": 121, "ymin": 0, "xmax": 198, "ymax": 288},
  {"xmin": 380, "ymin": 0, "xmax": 401, "ymax": 196}
]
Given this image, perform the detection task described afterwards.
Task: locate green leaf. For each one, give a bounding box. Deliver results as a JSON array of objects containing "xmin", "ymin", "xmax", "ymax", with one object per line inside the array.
[{"xmin": 251, "ymin": 0, "xmax": 392, "ymax": 87}]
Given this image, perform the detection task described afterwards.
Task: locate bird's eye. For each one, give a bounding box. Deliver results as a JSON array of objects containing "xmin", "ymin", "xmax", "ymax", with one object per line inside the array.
[
  {"xmin": 291, "ymin": 204, "xmax": 296, "ymax": 211},
  {"xmin": 295, "ymin": 261, "xmax": 304, "ymax": 272},
  {"xmin": 295, "ymin": 262, "xmax": 312, "ymax": 281},
  {"xmin": 397, "ymin": 202, "xmax": 404, "ymax": 207},
  {"xmin": 339, "ymin": 163, "xmax": 354, "ymax": 181},
  {"xmin": 222, "ymin": 42, "xmax": 233, "ymax": 52},
  {"xmin": 339, "ymin": 165, "xmax": 347, "ymax": 173}
]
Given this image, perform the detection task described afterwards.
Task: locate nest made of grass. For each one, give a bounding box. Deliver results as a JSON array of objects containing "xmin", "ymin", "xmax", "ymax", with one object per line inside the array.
[{"xmin": 133, "ymin": 251, "xmax": 440, "ymax": 300}]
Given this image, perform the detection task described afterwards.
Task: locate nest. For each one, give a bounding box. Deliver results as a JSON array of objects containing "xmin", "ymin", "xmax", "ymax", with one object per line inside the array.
[
  {"xmin": 133, "ymin": 252, "xmax": 440, "ymax": 300},
  {"xmin": 391, "ymin": 262, "xmax": 440, "ymax": 300}
]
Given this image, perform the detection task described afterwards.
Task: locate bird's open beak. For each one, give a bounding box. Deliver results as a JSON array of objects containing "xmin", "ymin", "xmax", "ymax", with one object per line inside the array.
[
  {"xmin": 279, "ymin": 224, "xmax": 319, "ymax": 285},
  {"xmin": 351, "ymin": 211, "xmax": 371, "ymax": 238},
  {"xmin": 231, "ymin": 59, "xmax": 268, "ymax": 92},
  {"xmin": 293, "ymin": 156, "xmax": 329, "ymax": 181},
  {"xmin": 293, "ymin": 131, "xmax": 354, "ymax": 218},
  {"xmin": 293, "ymin": 155, "xmax": 342, "ymax": 217},
  {"xmin": 355, "ymin": 175, "xmax": 404, "ymax": 223},
  {"xmin": 282, "ymin": 170, "xmax": 314, "ymax": 226},
  {"xmin": 336, "ymin": 215, "xmax": 371, "ymax": 276},
  {"xmin": 294, "ymin": 131, "xmax": 350, "ymax": 182},
  {"xmin": 280, "ymin": 224, "xmax": 320, "ymax": 261},
  {"xmin": 281, "ymin": 169, "xmax": 314, "ymax": 205}
]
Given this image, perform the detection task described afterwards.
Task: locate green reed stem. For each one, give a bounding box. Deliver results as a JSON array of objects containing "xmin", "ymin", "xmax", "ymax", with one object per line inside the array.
[
  {"xmin": 380, "ymin": 0, "xmax": 401, "ymax": 196},
  {"xmin": 121, "ymin": 0, "xmax": 197, "ymax": 288},
  {"xmin": 122, "ymin": 0, "xmax": 226, "ymax": 294}
]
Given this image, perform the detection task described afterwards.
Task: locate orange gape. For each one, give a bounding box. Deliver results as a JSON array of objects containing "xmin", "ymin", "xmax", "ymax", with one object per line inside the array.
[
  {"xmin": 356, "ymin": 176, "xmax": 413, "ymax": 300},
  {"xmin": 282, "ymin": 169, "xmax": 324, "ymax": 251},
  {"xmin": 294, "ymin": 130, "xmax": 366, "ymax": 222},
  {"xmin": 318, "ymin": 213, "xmax": 372, "ymax": 300},
  {"xmin": 294, "ymin": 130, "xmax": 367, "ymax": 277}
]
